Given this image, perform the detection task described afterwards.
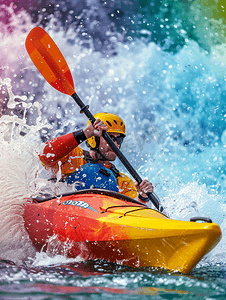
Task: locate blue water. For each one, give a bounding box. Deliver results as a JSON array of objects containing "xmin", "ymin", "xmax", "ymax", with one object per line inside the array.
[{"xmin": 1, "ymin": 0, "xmax": 226, "ymax": 298}]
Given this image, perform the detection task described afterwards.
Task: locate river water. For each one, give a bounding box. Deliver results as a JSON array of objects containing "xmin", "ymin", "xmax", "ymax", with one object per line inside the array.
[{"xmin": 1, "ymin": 0, "xmax": 226, "ymax": 299}]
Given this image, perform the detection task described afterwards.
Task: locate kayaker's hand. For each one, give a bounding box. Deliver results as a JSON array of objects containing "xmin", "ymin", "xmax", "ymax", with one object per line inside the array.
[
  {"xmin": 135, "ymin": 179, "xmax": 154, "ymax": 197},
  {"xmin": 83, "ymin": 118, "xmax": 108, "ymax": 139}
]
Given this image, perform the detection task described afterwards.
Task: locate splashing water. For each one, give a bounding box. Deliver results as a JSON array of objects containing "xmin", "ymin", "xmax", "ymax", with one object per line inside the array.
[{"xmin": 0, "ymin": 77, "xmax": 50, "ymax": 264}]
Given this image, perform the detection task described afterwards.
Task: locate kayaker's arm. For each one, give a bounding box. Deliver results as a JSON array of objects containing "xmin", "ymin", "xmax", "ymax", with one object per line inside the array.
[
  {"xmin": 39, "ymin": 130, "xmax": 87, "ymax": 166},
  {"xmin": 40, "ymin": 117, "xmax": 107, "ymax": 167}
]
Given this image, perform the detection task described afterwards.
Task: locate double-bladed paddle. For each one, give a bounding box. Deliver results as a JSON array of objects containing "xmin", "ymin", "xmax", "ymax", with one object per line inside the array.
[{"xmin": 25, "ymin": 26, "xmax": 162, "ymax": 211}]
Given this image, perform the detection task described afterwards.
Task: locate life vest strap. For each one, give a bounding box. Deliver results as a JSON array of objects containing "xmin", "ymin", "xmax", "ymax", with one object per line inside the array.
[{"xmin": 83, "ymin": 150, "xmax": 120, "ymax": 178}]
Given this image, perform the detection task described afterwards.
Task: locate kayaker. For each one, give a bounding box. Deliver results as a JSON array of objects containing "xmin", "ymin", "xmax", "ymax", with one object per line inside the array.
[{"xmin": 39, "ymin": 112, "xmax": 154, "ymax": 202}]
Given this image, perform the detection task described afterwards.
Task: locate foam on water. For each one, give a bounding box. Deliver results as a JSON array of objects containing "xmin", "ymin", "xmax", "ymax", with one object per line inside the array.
[{"xmin": 31, "ymin": 251, "xmax": 83, "ymax": 268}]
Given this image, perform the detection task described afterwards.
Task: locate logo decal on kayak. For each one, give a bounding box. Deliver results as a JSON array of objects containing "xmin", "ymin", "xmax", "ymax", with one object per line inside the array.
[{"xmin": 62, "ymin": 200, "xmax": 98, "ymax": 213}]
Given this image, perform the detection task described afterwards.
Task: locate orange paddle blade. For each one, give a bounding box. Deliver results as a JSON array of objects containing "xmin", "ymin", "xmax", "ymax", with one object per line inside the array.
[{"xmin": 25, "ymin": 27, "xmax": 75, "ymax": 95}]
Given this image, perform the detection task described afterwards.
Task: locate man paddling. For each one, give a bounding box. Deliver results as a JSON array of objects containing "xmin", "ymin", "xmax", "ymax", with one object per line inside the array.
[{"xmin": 39, "ymin": 112, "xmax": 154, "ymax": 203}]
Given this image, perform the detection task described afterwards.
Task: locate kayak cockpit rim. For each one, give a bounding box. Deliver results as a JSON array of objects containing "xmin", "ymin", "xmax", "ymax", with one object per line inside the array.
[
  {"xmin": 32, "ymin": 188, "xmax": 150, "ymax": 206},
  {"xmin": 31, "ymin": 188, "xmax": 169, "ymax": 217}
]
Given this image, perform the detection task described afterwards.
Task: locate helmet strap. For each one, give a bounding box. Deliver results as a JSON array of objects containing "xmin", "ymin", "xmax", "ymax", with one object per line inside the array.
[
  {"xmin": 93, "ymin": 136, "xmax": 107, "ymax": 161},
  {"xmin": 93, "ymin": 151, "xmax": 100, "ymax": 162},
  {"xmin": 95, "ymin": 148, "xmax": 109, "ymax": 161},
  {"xmin": 91, "ymin": 136, "xmax": 113, "ymax": 162}
]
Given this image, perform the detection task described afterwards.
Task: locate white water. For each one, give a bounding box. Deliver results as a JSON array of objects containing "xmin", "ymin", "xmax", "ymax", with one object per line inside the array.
[{"xmin": 0, "ymin": 8, "xmax": 226, "ymax": 267}]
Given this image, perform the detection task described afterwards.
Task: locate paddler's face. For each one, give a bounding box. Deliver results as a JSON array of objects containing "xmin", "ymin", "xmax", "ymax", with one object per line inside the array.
[{"xmin": 99, "ymin": 133, "xmax": 121, "ymax": 161}]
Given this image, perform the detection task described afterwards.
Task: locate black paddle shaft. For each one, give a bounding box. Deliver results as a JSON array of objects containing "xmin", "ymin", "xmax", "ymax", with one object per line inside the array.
[{"xmin": 71, "ymin": 92, "xmax": 161, "ymax": 211}]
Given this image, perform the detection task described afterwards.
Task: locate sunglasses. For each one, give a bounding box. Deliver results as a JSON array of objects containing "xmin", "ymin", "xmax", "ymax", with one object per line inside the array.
[{"xmin": 109, "ymin": 134, "xmax": 124, "ymax": 146}]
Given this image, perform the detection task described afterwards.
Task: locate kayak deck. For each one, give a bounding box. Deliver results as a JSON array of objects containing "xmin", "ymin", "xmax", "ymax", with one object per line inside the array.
[{"xmin": 23, "ymin": 189, "xmax": 222, "ymax": 274}]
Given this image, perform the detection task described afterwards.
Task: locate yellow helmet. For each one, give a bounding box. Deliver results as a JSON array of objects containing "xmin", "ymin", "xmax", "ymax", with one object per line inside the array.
[{"xmin": 87, "ymin": 112, "xmax": 126, "ymax": 149}]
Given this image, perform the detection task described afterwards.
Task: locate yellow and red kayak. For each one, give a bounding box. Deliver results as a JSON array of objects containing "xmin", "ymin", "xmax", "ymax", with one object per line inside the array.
[{"xmin": 23, "ymin": 189, "xmax": 221, "ymax": 274}]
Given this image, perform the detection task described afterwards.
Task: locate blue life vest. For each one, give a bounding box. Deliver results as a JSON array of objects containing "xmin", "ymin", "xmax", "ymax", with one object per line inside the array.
[{"xmin": 66, "ymin": 162, "xmax": 119, "ymax": 192}]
